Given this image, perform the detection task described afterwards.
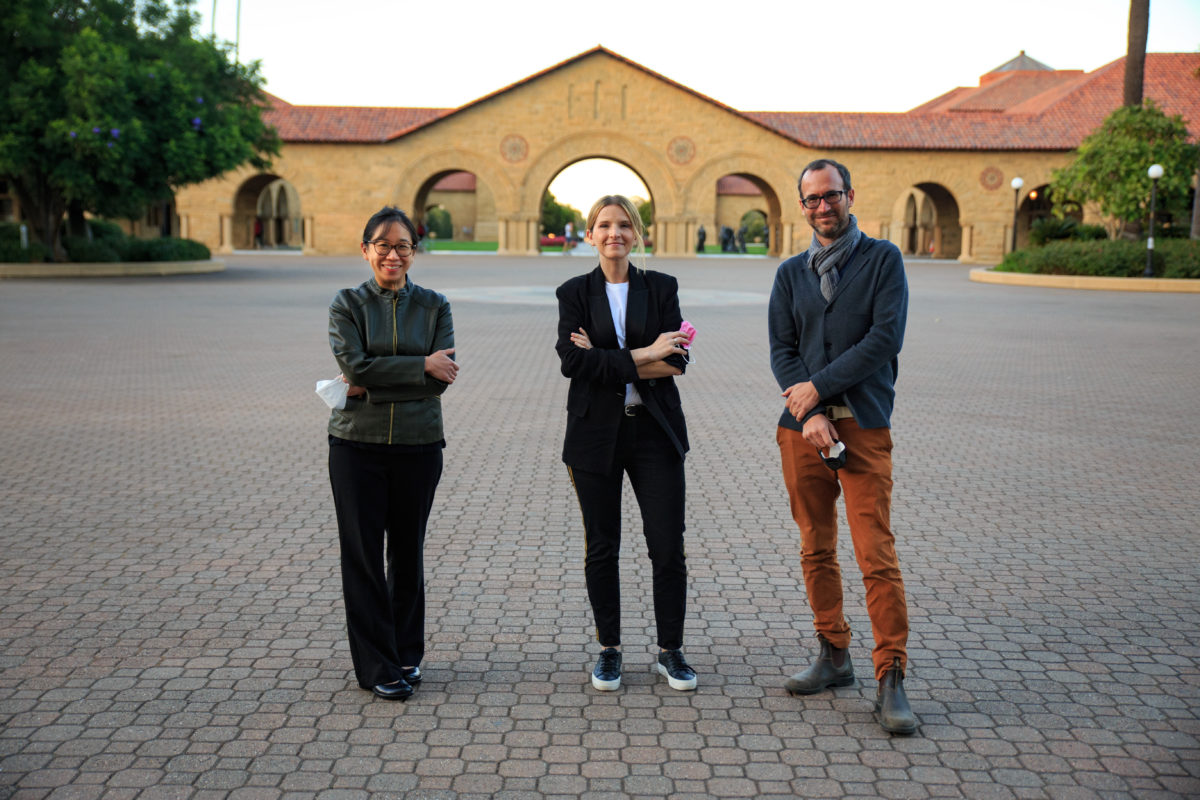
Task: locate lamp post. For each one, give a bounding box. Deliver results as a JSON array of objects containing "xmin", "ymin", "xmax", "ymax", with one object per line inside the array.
[
  {"xmin": 1144, "ymin": 164, "xmax": 1164, "ymax": 277},
  {"xmin": 1010, "ymin": 177, "xmax": 1024, "ymax": 253}
]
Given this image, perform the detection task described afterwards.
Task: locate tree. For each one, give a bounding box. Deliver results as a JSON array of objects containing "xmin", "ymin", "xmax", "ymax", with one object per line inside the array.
[
  {"xmin": 1050, "ymin": 100, "xmax": 1198, "ymax": 237},
  {"xmin": 0, "ymin": 0, "xmax": 279, "ymax": 259},
  {"xmin": 1124, "ymin": 0, "xmax": 1149, "ymax": 107},
  {"xmin": 541, "ymin": 191, "xmax": 580, "ymax": 237},
  {"xmin": 637, "ymin": 199, "xmax": 653, "ymax": 231},
  {"xmin": 425, "ymin": 206, "xmax": 453, "ymax": 239}
]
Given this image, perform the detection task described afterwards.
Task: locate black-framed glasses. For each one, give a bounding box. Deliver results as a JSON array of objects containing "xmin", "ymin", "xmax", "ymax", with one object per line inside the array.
[
  {"xmin": 367, "ymin": 240, "xmax": 415, "ymax": 256},
  {"xmin": 801, "ymin": 190, "xmax": 847, "ymax": 209}
]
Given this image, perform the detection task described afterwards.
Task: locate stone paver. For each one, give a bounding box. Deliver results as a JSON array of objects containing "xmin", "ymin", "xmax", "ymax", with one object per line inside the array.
[{"xmin": 1, "ymin": 253, "xmax": 1198, "ymax": 799}]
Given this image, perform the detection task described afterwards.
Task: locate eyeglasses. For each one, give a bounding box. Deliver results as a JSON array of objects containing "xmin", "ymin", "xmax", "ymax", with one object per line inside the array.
[
  {"xmin": 801, "ymin": 190, "xmax": 847, "ymax": 209},
  {"xmin": 367, "ymin": 240, "xmax": 415, "ymax": 256}
]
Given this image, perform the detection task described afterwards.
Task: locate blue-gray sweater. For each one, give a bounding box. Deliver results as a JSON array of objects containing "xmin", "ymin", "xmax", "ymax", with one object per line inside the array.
[{"xmin": 768, "ymin": 234, "xmax": 908, "ymax": 431}]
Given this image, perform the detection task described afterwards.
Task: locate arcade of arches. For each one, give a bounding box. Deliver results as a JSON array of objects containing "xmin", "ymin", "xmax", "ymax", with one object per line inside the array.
[{"xmin": 172, "ymin": 48, "xmax": 1120, "ymax": 263}]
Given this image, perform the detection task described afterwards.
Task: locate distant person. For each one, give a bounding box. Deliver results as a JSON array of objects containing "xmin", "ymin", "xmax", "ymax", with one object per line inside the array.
[
  {"xmin": 736, "ymin": 224, "xmax": 747, "ymax": 253},
  {"xmin": 768, "ymin": 159, "xmax": 916, "ymax": 735},
  {"xmin": 696, "ymin": 225, "xmax": 706, "ymax": 253},
  {"xmin": 556, "ymin": 194, "xmax": 696, "ymax": 693},
  {"xmin": 563, "ymin": 220, "xmax": 574, "ymax": 254},
  {"xmin": 326, "ymin": 206, "xmax": 458, "ymax": 701},
  {"xmin": 254, "ymin": 217, "xmax": 264, "ymax": 247}
]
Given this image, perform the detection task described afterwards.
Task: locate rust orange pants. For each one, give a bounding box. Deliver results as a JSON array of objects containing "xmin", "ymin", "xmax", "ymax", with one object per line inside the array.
[{"xmin": 778, "ymin": 422, "xmax": 908, "ymax": 680}]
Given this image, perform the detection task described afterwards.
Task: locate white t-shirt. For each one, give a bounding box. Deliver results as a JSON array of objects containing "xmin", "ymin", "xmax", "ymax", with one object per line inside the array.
[{"xmin": 604, "ymin": 281, "xmax": 643, "ymax": 407}]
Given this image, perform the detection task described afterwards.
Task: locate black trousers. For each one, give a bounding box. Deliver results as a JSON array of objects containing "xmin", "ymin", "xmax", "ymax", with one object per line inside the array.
[
  {"xmin": 328, "ymin": 438, "xmax": 442, "ymax": 688},
  {"xmin": 568, "ymin": 411, "xmax": 687, "ymax": 650}
]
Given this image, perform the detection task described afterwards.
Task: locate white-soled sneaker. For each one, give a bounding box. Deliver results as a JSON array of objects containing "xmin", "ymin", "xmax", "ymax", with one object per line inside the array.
[
  {"xmin": 656, "ymin": 649, "xmax": 697, "ymax": 691},
  {"xmin": 591, "ymin": 647, "xmax": 622, "ymax": 691}
]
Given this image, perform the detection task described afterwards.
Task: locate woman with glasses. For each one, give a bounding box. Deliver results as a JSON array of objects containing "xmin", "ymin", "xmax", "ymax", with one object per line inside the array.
[
  {"xmin": 555, "ymin": 195, "xmax": 697, "ymax": 692},
  {"xmin": 326, "ymin": 206, "xmax": 458, "ymax": 701}
]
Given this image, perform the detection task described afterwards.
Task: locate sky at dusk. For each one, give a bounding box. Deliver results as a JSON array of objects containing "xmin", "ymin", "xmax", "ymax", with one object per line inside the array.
[{"xmin": 196, "ymin": 0, "xmax": 1200, "ymax": 211}]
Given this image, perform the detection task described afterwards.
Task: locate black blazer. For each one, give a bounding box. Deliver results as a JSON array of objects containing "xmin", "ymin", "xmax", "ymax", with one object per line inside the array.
[{"xmin": 556, "ymin": 266, "xmax": 689, "ymax": 473}]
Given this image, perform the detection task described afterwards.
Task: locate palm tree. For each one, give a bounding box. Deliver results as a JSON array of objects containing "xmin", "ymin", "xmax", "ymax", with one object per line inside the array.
[{"xmin": 1124, "ymin": 0, "xmax": 1149, "ymax": 107}]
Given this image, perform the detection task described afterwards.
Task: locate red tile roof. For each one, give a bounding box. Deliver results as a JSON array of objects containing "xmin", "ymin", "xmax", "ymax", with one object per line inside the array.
[
  {"xmin": 717, "ymin": 176, "xmax": 764, "ymax": 195},
  {"xmin": 746, "ymin": 54, "xmax": 1200, "ymax": 151},
  {"xmin": 431, "ymin": 172, "xmax": 477, "ymax": 191},
  {"xmin": 261, "ymin": 50, "xmax": 1200, "ymax": 152},
  {"xmin": 262, "ymin": 98, "xmax": 450, "ymax": 143}
]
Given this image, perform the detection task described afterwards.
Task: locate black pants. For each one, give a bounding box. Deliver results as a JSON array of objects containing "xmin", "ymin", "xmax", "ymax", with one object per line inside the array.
[
  {"xmin": 329, "ymin": 439, "xmax": 442, "ymax": 688},
  {"xmin": 568, "ymin": 411, "xmax": 687, "ymax": 650}
]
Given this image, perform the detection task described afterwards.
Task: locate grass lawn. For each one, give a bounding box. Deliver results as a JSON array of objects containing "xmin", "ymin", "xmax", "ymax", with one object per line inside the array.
[
  {"xmin": 425, "ymin": 241, "xmax": 769, "ymax": 256},
  {"xmin": 425, "ymin": 241, "xmax": 497, "ymax": 252}
]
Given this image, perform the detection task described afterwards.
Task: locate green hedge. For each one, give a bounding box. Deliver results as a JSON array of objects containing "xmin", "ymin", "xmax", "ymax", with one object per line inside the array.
[
  {"xmin": 117, "ymin": 236, "xmax": 210, "ymax": 262},
  {"xmin": 996, "ymin": 239, "xmax": 1200, "ymax": 279},
  {"xmin": 0, "ymin": 223, "xmax": 50, "ymax": 262},
  {"xmin": 0, "ymin": 220, "xmax": 211, "ymax": 263},
  {"xmin": 64, "ymin": 235, "xmax": 121, "ymax": 262},
  {"xmin": 1028, "ymin": 216, "xmax": 1107, "ymax": 246}
]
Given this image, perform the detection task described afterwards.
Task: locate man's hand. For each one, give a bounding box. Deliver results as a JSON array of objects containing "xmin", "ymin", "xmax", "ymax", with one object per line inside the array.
[
  {"xmin": 782, "ymin": 380, "xmax": 820, "ymax": 420},
  {"xmin": 802, "ymin": 413, "xmax": 839, "ymax": 451}
]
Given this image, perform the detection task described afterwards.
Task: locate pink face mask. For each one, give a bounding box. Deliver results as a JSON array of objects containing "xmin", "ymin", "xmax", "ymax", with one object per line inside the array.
[
  {"xmin": 680, "ymin": 320, "xmax": 697, "ymax": 364},
  {"xmin": 680, "ymin": 320, "xmax": 697, "ymax": 346}
]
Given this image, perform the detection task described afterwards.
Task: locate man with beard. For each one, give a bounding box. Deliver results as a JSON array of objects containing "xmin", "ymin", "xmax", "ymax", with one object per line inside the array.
[{"xmin": 768, "ymin": 158, "xmax": 916, "ymax": 735}]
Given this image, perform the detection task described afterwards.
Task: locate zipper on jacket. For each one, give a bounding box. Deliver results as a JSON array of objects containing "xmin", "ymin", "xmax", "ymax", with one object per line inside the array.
[{"xmin": 389, "ymin": 295, "xmax": 398, "ymax": 444}]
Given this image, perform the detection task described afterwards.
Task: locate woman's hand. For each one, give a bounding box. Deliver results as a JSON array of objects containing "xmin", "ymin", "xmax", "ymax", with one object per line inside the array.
[
  {"xmin": 339, "ymin": 374, "xmax": 366, "ymax": 397},
  {"xmin": 425, "ymin": 348, "xmax": 459, "ymax": 383},
  {"xmin": 570, "ymin": 327, "xmax": 593, "ymax": 350},
  {"xmin": 632, "ymin": 330, "xmax": 687, "ymax": 365}
]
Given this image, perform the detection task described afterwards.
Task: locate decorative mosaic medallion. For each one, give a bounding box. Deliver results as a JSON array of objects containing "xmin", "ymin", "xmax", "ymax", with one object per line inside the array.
[
  {"xmin": 979, "ymin": 166, "xmax": 1003, "ymax": 191},
  {"xmin": 668, "ymin": 136, "xmax": 695, "ymax": 165},
  {"xmin": 500, "ymin": 135, "xmax": 528, "ymax": 163}
]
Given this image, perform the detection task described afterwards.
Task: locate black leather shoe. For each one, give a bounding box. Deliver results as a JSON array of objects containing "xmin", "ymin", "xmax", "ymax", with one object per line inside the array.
[
  {"xmin": 400, "ymin": 666, "xmax": 422, "ymax": 684},
  {"xmin": 785, "ymin": 635, "xmax": 854, "ymax": 695},
  {"xmin": 371, "ymin": 678, "xmax": 413, "ymax": 701},
  {"xmin": 875, "ymin": 657, "xmax": 917, "ymax": 735}
]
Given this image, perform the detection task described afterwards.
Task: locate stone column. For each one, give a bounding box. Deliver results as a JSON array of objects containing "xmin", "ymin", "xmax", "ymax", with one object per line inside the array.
[
  {"xmin": 304, "ymin": 216, "xmax": 315, "ymax": 253},
  {"xmin": 780, "ymin": 222, "xmax": 795, "ymax": 258},
  {"xmin": 219, "ymin": 215, "xmax": 233, "ymax": 254}
]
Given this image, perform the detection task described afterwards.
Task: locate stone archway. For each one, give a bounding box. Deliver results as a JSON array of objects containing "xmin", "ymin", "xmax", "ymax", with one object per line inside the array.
[
  {"xmin": 521, "ymin": 132, "xmax": 680, "ymax": 255},
  {"xmin": 1015, "ymin": 183, "xmax": 1079, "ymax": 247},
  {"xmin": 233, "ymin": 174, "xmax": 302, "ymax": 250},
  {"xmin": 418, "ymin": 171, "xmax": 492, "ymax": 243},
  {"xmin": 682, "ymin": 156, "xmax": 794, "ymax": 258},
  {"xmin": 892, "ymin": 183, "xmax": 961, "ymax": 259},
  {"xmin": 392, "ymin": 149, "xmax": 516, "ymax": 248}
]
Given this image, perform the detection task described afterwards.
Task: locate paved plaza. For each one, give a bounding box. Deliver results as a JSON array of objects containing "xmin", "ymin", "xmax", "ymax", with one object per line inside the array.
[{"xmin": 1, "ymin": 252, "xmax": 1198, "ymax": 800}]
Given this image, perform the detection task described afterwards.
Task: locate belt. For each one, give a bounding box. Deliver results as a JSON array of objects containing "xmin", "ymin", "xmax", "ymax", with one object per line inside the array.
[
  {"xmin": 823, "ymin": 405, "xmax": 854, "ymax": 421},
  {"xmin": 624, "ymin": 404, "xmax": 645, "ymax": 417}
]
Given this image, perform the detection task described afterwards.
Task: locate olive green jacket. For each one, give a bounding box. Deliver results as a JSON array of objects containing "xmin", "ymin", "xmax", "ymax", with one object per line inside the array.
[{"xmin": 327, "ymin": 278, "xmax": 454, "ymax": 445}]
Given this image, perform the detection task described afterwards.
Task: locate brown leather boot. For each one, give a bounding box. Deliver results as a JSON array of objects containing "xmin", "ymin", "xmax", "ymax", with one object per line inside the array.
[
  {"xmin": 784, "ymin": 635, "xmax": 854, "ymax": 695},
  {"xmin": 875, "ymin": 657, "xmax": 917, "ymax": 735}
]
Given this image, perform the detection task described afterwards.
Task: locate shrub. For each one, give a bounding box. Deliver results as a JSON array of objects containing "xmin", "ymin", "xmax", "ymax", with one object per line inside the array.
[
  {"xmin": 161, "ymin": 237, "xmax": 210, "ymax": 261},
  {"xmin": 996, "ymin": 239, "xmax": 1200, "ymax": 278},
  {"xmin": 128, "ymin": 237, "xmax": 211, "ymax": 262},
  {"xmin": 63, "ymin": 235, "xmax": 121, "ymax": 262},
  {"xmin": 89, "ymin": 219, "xmax": 127, "ymax": 243},
  {"xmin": 1028, "ymin": 217, "xmax": 1109, "ymax": 246},
  {"xmin": 0, "ymin": 239, "xmax": 50, "ymax": 263}
]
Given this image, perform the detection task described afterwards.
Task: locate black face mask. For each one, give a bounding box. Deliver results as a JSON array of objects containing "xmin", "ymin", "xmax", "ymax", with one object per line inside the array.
[{"xmin": 822, "ymin": 440, "xmax": 846, "ymax": 471}]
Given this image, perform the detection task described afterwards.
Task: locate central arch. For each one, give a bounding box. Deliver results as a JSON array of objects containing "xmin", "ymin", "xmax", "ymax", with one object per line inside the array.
[{"xmin": 520, "ymin": 132, "xmax": 682, "ymax": 255}]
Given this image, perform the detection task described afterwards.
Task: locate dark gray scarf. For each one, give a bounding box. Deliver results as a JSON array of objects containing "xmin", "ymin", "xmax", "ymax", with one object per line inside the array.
[{"xmin": 807, "ymin": 214, "xmax": 861, "ymax": 302}]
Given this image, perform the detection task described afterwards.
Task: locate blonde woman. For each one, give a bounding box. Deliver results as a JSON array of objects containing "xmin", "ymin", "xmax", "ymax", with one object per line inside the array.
[{"xmin": 554, "ymin": 195, "xmax": 696, "ymax": 692}]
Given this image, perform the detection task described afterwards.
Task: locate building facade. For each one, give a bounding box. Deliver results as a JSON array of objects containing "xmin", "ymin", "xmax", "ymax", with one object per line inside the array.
[{"xmin": 168, "ymin": 48, "xmax": 1200, "ymax": 263}]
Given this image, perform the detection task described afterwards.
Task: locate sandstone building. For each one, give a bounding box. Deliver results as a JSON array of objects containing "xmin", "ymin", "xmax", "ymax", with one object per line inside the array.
[{"xmin": 162, "ymin": 48, "xmax": 1200, "ymax": 263}]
